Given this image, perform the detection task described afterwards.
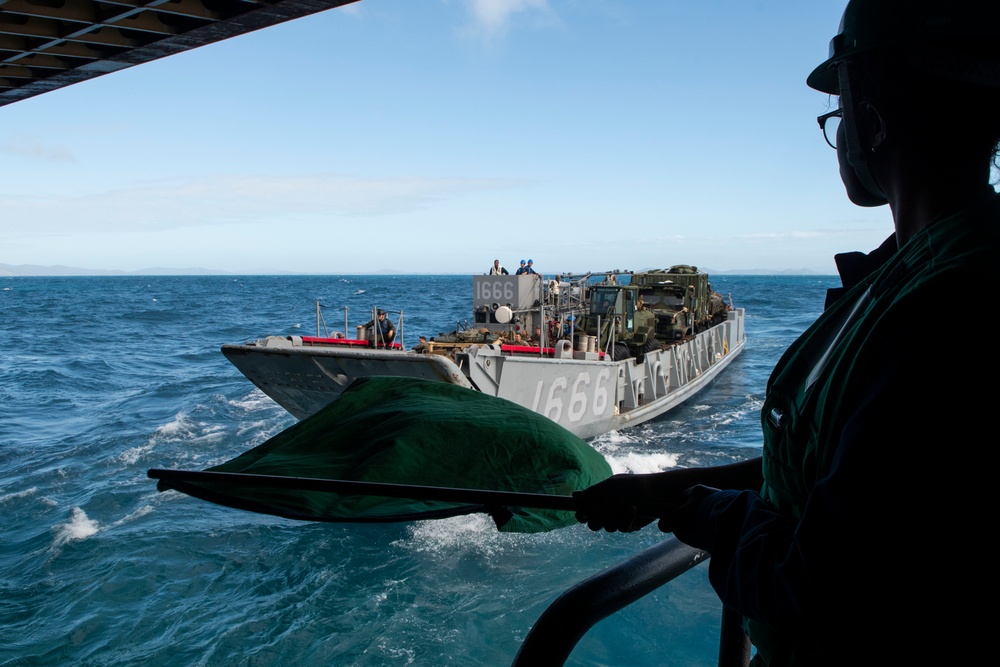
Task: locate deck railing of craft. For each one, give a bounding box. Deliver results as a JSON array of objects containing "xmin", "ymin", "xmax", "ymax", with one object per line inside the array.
[{"xmin": 512, "ymin": 536, "xmax": 751, "ymax": 667}]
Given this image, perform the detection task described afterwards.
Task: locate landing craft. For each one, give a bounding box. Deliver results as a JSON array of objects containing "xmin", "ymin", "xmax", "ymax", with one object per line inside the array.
[{"xmin": 221, "ymin": 268, "xmax": 746, "ymax": 440}]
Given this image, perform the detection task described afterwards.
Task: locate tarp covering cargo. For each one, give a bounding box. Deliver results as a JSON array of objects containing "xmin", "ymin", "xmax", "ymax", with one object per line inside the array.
[{"xmin": 153, "ymin": 376, "xmax": 612, "ymax": 533}]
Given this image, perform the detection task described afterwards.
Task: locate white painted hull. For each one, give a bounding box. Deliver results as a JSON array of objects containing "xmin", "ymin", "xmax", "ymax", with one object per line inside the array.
[{"xmin": 222, "ymin": 309, "xmax": 746, "ymax": 440}]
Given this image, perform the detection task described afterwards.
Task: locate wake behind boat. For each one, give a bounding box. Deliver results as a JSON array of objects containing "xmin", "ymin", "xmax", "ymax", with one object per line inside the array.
[{"xmin": 222, "ymin": 267, "xmax": 746, "ymax": 440}]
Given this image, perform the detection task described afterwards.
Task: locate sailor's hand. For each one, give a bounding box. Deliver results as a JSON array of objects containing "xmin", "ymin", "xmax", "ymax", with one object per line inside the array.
[
  {"xmin": 573, "ymin": 473, "xmax": 661, "ymax": 533},
  {"xmin": 654, "ymin": 484, "xmax": 718, "ymax": 541},
  {"xmin": 574, "ymin": 473, "xmax": 721, "ymax": 536}
]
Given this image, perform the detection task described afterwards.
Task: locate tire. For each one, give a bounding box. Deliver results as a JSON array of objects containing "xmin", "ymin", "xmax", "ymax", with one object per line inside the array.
[{"xmin": 611, "ymin": 342, "xmax": 631, "ymax": 361}]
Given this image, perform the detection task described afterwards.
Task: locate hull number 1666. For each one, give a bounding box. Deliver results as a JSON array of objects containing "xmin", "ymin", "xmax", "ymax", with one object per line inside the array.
[{"xmin": 530, "ymin": 369, "xmax": 613, "ymax": 424}]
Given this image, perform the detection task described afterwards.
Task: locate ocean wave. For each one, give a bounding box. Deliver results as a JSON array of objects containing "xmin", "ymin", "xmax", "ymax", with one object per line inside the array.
[
  {"xmin": 111, "ymin": 505, "xmax": 154, "ymax": 527},
  {"xmin": 400, "ymin": 514, "xmax": 509, "ymax": 557},
  {"xmin": 227, "ymin": 389, "xmax": 281, "ymax": 415},
  {"xmin": 154, "ymin": 411, "xmax": 197, "ymax": 439},
  {"xmin": 605, "ymin": 450, "xmax": 681, "ymax": 475},
  {"xmin": 589, "ymin": 428, "xmax": 643, "ymax": 454},
  {"xmin": 51, "ymin": 507, "xmax": 100, "ymax": 549},
  {"xmin": 151, "ymin": 412, "xmax": 227, "ymax": 444},
  {"xmin": 0, "ymin": 486, "xmax": 37, "ymax": 503},
  {"xmin": 118, "ymin": 442, "xmax": 156, "ymax": 466},
  {"xmin": 123, "ymin": 413, "xmax": 229, "ymax": 467}
]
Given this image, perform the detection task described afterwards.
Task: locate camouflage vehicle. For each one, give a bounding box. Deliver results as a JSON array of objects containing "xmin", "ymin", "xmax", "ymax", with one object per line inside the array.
[
  {"xmin": 632, "ymin": 265, "xmax": 730, "ymax": 340},
  {"xmin": 575, "ymin": 283, "xmax": 661, "ymax": 361}
]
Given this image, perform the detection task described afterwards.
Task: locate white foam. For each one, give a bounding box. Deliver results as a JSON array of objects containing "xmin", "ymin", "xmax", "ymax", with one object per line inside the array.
[
  {"xmin": 398, "ymin": 514, "xmax": 507, "ymax": 557},
  {"xmin": 228, "ymin": 389, "xmax": 278, "ymax": 414},
  {"xmin": 197, "ymin": 423, "xmax": 226, "ymax": 442},
  {"xmin": 52, "ymin": 507, "xmax": 100, "ymax": 548},
  {"xmin": 155, "ymin": 412, "xmax": 197, "ymax": 440},
  {"xmin": 587, "ymin": 430, "xmax": 683, "ymax": 474},
  {"xmin": 118, "ymin": 442, "xmax": 155, "ymax": 465},
  {"xmin": 234, "ymin": 419, "xmax": 273, "ymax": 438},
  {"xmin": 376, "ymin": 644, "xmax": 415, "ymax": 664},
  {"xmin": 111, "ymin": 505, "xmax": 154, "ymax": 527},
  {"xmin": 591, "ymin": 429, "xmax": 635, "ymax": 447},
  {"xmin": 606, "ymin": 451, "xmax": 681, "ymax": 475},
  {"xmin": 0, "ymin": 487, "xmax": 37, "ymax": 503},
  {"xmin": 154, "ymin": 412, "xmax": 227, "ymax": 445}
]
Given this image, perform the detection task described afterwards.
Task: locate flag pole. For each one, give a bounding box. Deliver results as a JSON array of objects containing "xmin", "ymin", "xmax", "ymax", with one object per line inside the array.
[{"xmin": 148, "ymin": 468, "xmax": 579, "ymax": 511}]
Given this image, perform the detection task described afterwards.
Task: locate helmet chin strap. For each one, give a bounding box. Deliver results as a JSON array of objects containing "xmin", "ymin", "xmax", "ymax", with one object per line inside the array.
[{"xmin": 837, "ymin": 62, "xmax": 888, "ymax": 206}]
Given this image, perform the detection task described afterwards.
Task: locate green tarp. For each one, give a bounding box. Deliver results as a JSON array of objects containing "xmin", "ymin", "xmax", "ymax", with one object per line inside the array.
[{"xmin": 156, "ymin": 376, "xmax": 612, "ymax": 533}]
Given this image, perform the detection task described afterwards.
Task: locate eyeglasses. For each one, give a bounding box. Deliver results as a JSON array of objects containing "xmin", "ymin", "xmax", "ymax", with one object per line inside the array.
[{"xmin": 817, "ymin": 108, "xmax": 842, "ymax": 149}]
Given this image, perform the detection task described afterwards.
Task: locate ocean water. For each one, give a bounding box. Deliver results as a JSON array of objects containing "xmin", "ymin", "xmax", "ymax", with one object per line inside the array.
[{"xmin": 0, "ymin": 273, "xmax": 840, "ymax": 667}]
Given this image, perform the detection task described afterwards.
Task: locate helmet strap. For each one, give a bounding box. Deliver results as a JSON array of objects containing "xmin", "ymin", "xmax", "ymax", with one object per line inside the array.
[{"xmin": 837, "ymin": 62, "xmax": 888, "ymax": 206}]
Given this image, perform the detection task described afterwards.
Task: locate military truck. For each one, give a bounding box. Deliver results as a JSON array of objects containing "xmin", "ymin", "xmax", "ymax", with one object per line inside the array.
[
  {"xmin": 574, "ymin": 282, "xmax": 661, "ymax": 361},
  {"xmin": 632, "ymin": 265, "xmax": 729, "ymax": 340}
]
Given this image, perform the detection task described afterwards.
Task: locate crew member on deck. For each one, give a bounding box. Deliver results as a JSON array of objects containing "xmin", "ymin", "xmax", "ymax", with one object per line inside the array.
[
  {"xmin": 489, "ymin": 259, "xmax": 509, "ymax": 275},
  {"xmin": 549, "ymin": 275, "xmax": 561, "ymax": 305},
  {"xmin": 574, "ymin": 2, "xmax": 1000, "ymax": 664},
  {"xmin": 363, "ymin": 309, "xmax": 396, "ymax": 349}
]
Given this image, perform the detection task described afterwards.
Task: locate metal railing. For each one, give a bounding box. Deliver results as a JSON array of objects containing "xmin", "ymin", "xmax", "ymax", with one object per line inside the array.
[{"xmin": 512, "ymin": 537, "xmax": 751, "ymax": 666}]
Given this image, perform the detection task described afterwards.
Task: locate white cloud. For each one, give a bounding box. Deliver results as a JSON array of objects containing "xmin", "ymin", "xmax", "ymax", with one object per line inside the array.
[
  {"xmin": 2, "ymin": 135, "xmax": 76, "ymax": 162},
  {"xmin": 0, "ymin": 174, "xmax": 524, "ymax": 234},
  {"xmin": 462, "ymin": 0, "xmax": 553, "ymax": 36}
]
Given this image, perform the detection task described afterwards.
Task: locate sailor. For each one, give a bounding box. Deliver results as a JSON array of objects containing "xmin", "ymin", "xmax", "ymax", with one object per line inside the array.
[
  {"xmin": 561, "ymin": 314, "xmax": 576, "ymax": 338},
  {"xmin": 531, "ymin": 325, "xmax": 543, "ymax": 346},
  {"xmin": 573, "ymin": 2, "xmax": 1000, "ymax": 665},
  {"xmin": 515, "ymin": 259, "xmax": 528, "ymax": 275},
  {"xmin": 489, "ymin": 259, "xmax": 509, "ymax": 275},
  {"xmin": 363, "ymin": 309, "xmax": 396, "ymax": 349},
  {"xmin": 523, "ymin": 259, "xmax": 538, "ymax": 275},
  {"xmin": 546, "ymin": 315, "xmax": 559, "ymax": 342}
]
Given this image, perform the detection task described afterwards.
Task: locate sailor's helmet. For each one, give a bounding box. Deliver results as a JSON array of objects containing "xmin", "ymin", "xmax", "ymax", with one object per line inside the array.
[{"xmin": 807, "ymin": 0, "xmax": 1000, "ymax": 94}]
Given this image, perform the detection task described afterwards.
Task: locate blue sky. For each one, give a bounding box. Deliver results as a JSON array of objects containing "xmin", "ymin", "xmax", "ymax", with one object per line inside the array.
[{"xmin": 0, "ymin": 0, "xmax": 897, "ymax": 275}]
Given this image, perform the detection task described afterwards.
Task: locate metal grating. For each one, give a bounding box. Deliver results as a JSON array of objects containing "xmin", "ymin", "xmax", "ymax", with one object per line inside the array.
[{"xmin": 0, "ymin": 0, "xmax": 358, "ymax": 107}]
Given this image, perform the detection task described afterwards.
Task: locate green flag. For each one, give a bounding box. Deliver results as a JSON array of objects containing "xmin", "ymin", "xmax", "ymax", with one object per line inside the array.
[{"xmin": 154, "ymin": 376, "xmax": 612, "ymax": 533}]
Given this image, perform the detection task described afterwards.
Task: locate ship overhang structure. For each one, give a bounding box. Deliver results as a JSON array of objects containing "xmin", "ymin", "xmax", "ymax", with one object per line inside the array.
[{"xmin": 0, "ymin": 0, "xmax": 359, "ymax": 108}]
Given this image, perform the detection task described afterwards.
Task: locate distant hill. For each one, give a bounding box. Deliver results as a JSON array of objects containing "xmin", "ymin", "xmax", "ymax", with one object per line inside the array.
[
  {"xmin": 704, "ymin": 267, "xmax": 824, "ymax": 275},
  {"xmin": 0, "ymin": 263, "xmax": 236, "ymax": 277}
]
